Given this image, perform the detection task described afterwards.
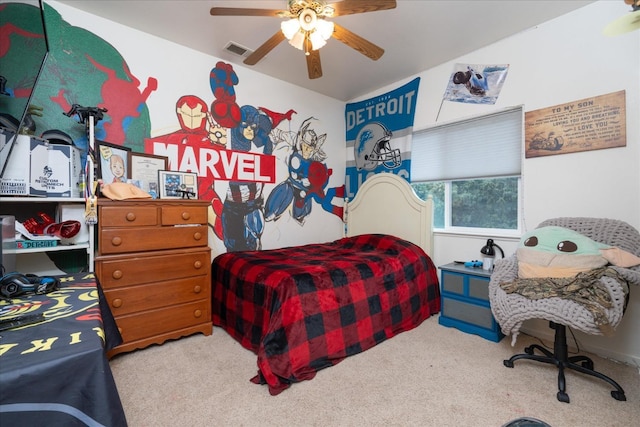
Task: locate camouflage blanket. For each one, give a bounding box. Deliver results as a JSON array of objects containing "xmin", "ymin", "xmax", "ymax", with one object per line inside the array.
[{"xmin": 500, "ymin": 267, "xmax": 629, "ymax": 334}]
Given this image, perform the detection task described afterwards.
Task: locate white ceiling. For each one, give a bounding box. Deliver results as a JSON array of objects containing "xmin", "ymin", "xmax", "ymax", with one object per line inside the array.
[{"xmin": 55, "ymin": 0, "xmax": 597, "ymax": 101}]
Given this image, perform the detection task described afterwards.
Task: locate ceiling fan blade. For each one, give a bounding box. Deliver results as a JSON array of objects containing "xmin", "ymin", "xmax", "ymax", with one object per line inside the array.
[
  {"xmin": 243, "ymin": 31, "xmax": 287, "ymax": 66},
  {"xmin": 330, "ymin": 0, "xmax": 396, "ymax": 17},
  {"xmin": 210, "ymin": 7, "xmax": 283, "ymax": 17},
  {"xmin": 306, "ymin": 49, "xmax": 323, "ymax": 79},
  {"xmin": 332, "ymin": 23, "xmax": 384, "ymax": 60}
]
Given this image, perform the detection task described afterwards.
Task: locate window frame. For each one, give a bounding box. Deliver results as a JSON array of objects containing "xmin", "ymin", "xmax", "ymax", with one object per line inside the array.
[{"xmin": 410, "ymin": 106, "xmax": 524, "ymax": 238}]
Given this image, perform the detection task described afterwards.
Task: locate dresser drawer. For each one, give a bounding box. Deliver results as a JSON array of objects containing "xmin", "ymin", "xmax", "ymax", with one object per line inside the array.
[
  {"xmin": 96, "ymin": 248, "xmax": 210, "ymax": 288},
  {"xmin": 99, "ymin": 225, "xmax": 207, "ymax": 254},
  {"xmin": 104, "ymin": 276, "xmax": 210, "ymax": 316},
  {"xmin": 161, "ymin": 205, "xmax": 207, "ymax": 225},
  {"xmin": 114, "ymin": 300, "xmax": 210, "ymax": 343},
  {"xmin": 99, "ymin": 206, "xmax": 159, "ymax": 227}
]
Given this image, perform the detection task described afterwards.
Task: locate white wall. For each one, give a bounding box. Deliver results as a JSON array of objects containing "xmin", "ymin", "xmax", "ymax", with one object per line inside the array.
[{"xmin": 353, "ymin": 1, "xmax": 640, "ymax": 365}]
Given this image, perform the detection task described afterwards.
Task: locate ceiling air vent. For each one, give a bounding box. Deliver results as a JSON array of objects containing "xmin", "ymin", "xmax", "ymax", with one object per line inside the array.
[{"xmin": 224, "ymin": 41, "xmax": 252, "ymax": 57}]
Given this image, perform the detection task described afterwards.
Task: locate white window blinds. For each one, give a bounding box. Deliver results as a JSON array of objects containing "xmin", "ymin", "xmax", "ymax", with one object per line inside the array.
[{"xmin": 411, "ymin": 106, "xmax": 522, "ymax": 182}]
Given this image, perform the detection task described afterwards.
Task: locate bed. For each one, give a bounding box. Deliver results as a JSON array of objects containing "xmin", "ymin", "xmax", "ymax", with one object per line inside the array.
[{"xmin": 211, "ymin": 173, "xmax": 440, "ymax": 395}]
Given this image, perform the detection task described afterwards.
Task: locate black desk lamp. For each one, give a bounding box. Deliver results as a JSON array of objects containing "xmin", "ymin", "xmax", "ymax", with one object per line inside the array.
[{"xmin": 480, "ymin": 239, "xmax": 504, "ymax": 271}]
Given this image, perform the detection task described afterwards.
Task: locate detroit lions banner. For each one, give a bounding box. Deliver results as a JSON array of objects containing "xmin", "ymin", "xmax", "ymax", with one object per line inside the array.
[{"xmin": 345, "ymin": 77, "xmax": 420, "ymax": 199}]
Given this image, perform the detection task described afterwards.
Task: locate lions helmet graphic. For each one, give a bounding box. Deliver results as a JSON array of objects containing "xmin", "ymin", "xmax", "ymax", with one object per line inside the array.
[{"xmin": 354, "ymin": 122, "xmax": 401, "ymax": 171}]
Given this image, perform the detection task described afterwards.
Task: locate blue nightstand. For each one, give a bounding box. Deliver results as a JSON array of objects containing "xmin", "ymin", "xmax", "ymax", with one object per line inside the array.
[{"xmin": 438, "ymin": 263, "xmax": 504, "ymax": 342}]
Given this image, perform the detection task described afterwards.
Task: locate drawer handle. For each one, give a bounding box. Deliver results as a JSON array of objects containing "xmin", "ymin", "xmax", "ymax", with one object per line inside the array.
[
  {"xmin": 126, "ymin": 212, "xmax": 136, "ymax": 222},
  {"xmin": 112, "ymin": 298, "xmax": 123, "ymax": 308},
  {"xmin": 193, "ymin": 232, "xmax": 202, "ymax": 241},
  {"xmin": 194, "ymin": 309, "xmax": 202, "ymax": 318},
  {"xmin": 111, "ymin": 236, "xmax": 122, "ymax": 246},
  {"xmin": 112, "ymin": 270, "xmax": 123, "ymax": 280},
  {"xmin": 181, "ymin": 212, "xmax": 191, "ymax": 221},
  {"xmin": 193, "ymin": 260, "xmax": 202, "ymax": 269},
  {"xmin": 194, "ymin": 285, "xmax": 202, "ymax": 293}
]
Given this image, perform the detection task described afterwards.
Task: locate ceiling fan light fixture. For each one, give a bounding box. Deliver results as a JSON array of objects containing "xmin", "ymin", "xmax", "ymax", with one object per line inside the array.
[
  {"xmin": 289, "ymin": 30, "xmax": 306, "ymax": 51},
  {"xmin": 309, "ymin": 30, "xmax": 327, "ymax": 50},
  {"xmin": 298, "ymin": 8, "xmax": 318, "ymax": 32},
  {"xmin": 315, "ymin": 18, "xmax": 334, "ymax": 40},
  {"xmin": 282, "ymin": 4, "xmax": 333, "ymax": 53},
  {"xmin": 281, "ymin": 18, "xmax": 301, "ymax": 39}
]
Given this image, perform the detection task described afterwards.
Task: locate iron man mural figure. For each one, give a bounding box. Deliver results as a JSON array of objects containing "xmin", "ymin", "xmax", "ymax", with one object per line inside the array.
[{"xmin": 149, "ymin": 95, "xmax": 225, "ymax": 239}]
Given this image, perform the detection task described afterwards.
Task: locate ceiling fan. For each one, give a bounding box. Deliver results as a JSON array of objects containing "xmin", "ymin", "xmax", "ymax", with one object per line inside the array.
[{"xmin": 210, "ymin": 0, "xmax": 397, "ymax": 79}]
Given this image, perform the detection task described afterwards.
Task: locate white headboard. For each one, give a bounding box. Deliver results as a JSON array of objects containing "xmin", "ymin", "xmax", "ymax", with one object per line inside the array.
[{"xmin": 345, "ymin": 173, "xmax": 434, "ymax": 255}]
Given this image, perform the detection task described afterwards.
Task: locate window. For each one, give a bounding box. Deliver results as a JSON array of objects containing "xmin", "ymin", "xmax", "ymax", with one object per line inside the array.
[{"xmin": 410, "ymin": 107, "xmax": 522, "ymax": 233}]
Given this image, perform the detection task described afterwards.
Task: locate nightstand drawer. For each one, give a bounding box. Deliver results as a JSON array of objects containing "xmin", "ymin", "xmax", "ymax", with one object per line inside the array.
[
  {"xmin": 441, "ymin": 296, "xmax": 494, "ymax": 329},
  {"xmin": 469, "ymin": 276, "xmax": 490, "ymax": 300},
  {"xmin": 442, "ymin": 273, "xmax": 464, "ymax": 294}
]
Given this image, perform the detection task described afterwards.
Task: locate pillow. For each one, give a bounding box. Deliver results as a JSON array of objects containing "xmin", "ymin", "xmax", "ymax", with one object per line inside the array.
[
  {"xmin": 101, "ymin": 182, "xmax": 152, "ymax": 200},
  {"xmin": 517, "ymin": 226, "xmax": 609, "ymax": 278}
]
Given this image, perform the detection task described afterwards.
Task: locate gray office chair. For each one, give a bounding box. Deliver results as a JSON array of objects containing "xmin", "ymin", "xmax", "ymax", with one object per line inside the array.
[{"xmin": 489, "ymin": 217, "xmax": 640, "ymax": 403}]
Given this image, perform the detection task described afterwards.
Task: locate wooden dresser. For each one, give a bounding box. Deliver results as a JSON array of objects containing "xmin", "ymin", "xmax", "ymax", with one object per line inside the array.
[{"xmin": 95, "ymin": 199, "xmax": 212, "ymax": 358}]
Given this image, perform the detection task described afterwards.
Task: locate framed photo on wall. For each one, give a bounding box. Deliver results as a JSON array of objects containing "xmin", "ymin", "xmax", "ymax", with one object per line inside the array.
[
  {"xmin": 158, "ymin": 170, "xmax": 199, "ymax": 199},
  {"xmin": 96, "ymin": 141, "xmax": 131, "ymax": 184},
  {"xmin": 129, "ymin": 152, "xmax": 169, "ymax": 199}
]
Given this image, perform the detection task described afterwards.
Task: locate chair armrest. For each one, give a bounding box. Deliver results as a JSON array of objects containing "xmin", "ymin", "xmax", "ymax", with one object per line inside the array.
[{"xmin": 491, "ymin": 255, "xmax": 518, "ymax": 285}]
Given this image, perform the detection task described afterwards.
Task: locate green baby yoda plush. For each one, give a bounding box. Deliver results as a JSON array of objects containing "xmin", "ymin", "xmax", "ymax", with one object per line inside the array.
[{"xmin": 517, "ymin": 226, "xmax": 610, "ymax": 278}]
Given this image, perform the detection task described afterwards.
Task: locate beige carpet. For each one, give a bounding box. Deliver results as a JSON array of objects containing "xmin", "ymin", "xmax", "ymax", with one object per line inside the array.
[{"xmin": 109, "ymin": 316, "xmax": 639, "ymax": 427}]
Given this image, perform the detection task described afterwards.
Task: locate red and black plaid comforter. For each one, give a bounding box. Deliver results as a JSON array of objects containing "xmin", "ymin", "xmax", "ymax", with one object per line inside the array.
[{"xmin": 211, "ymin": 233, "xmax": 440, "ymax": 395}]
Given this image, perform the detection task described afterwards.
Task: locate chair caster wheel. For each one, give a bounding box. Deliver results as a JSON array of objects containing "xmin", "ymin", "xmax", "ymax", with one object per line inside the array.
[
  {"xmin": 611, "ymin": 390, "xmax": 626, "ymax": 401},
  {"xmin": 504, "ymin": 360, "xmax": 514, "ymax": 368},
  {"xmin": 557, "ymin": 391, "xmax": 570, "ymax": 403}
]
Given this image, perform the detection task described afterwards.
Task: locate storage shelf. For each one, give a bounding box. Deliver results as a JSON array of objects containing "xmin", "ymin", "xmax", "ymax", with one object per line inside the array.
[
  {"xmin": 6, "ymin": 242, "xmax": 90, "ymax": 255},
  {"xmin": 0, "ymin": 197, "xmax": 85, "ymax": 203},
  {"xmin": 1, "ymin": 197, "xmax": 94, "ymax": 273}
]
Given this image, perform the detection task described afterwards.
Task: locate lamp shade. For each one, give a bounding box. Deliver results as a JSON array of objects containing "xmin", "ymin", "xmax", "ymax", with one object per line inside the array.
[
  {"xmin": 309, "ymin": 30, "xmax": 327, "ymax": 50},
  {"xmin": 289, "ymin": 30, "xmax": 306, "ymax": 50},
  {"xmin": 480, "ymin": 239, "xmax": 504, "ymax": 271},
  {"xmin": 315, "ymin": 19, "xmax": 334, "ymax": 40},
  {"xmin": 281, "ymin": 18, "xmax": 301, "ymax": 39}
]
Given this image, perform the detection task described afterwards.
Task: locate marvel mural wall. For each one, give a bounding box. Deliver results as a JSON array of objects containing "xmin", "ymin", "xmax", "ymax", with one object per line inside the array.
[{"xmin": 1, "ymin": 2, "xmax": 345, "ymax": 255}]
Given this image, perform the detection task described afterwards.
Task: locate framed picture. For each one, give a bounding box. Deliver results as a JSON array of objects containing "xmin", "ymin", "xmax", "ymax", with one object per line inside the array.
[
  {"xmin": 158, "ymin": 170, "xmax": 199, "ymax": 199},
  {"xmin": 96, "ymin": 141, "xmax": 131, "ymax": 184},
  {"xmin": 129, "ymin": 152, "xmax": 169, "ymax": 199}
]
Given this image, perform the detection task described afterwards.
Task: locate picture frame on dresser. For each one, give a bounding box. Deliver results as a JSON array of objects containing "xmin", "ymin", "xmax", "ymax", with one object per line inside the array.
[
  {"xmin": 158, "ymin": 170, "xmax": 198, "ymax": 199},
  {"xmin": 129, "ymin": 152, "xmax": 168, "ymax": 199},
  {"xmin": 96, "ymin": 141, "xmax": 131, "ymax": 184}
]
